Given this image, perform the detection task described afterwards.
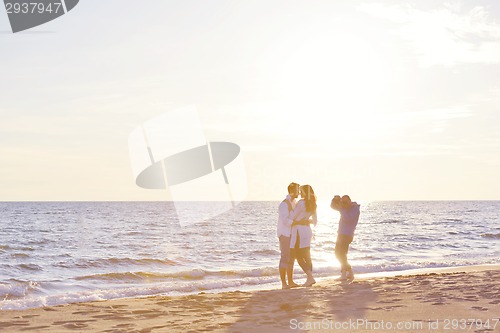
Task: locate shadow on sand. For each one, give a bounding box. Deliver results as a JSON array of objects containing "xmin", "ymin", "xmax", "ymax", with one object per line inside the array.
[{"xmin": 227, "ymin": 280, "xmax": 378, "ymax": 333}]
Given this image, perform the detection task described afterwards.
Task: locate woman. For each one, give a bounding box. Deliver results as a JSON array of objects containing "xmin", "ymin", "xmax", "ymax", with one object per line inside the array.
[{"xmin": 289, "ymin": 184, "xmax": 317, "ymax": 287}]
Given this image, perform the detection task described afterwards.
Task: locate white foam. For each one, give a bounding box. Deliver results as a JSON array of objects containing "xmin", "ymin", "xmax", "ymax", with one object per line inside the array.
[
  {"xmin": 2, "ymin": 262, "xmax": 499, "ymax": 310},
  {"xmin": 0, "ymin": 281, "xmax": 39, "ymax": 299},
  {"xmin": 0, "ymin": 276, "xmax": 280, "ymax": 310}
]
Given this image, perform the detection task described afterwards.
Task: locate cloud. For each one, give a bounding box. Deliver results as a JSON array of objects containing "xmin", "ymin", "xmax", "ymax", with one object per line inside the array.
[{"xmin": 358, "ymin": 2, "xmax": 500, "ymax": 67}]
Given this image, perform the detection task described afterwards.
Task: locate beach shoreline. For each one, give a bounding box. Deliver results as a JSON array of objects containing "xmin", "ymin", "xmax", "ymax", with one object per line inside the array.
[{"xmin": 1, "ymin": 264, "xmax": 498, "ymax": 332}]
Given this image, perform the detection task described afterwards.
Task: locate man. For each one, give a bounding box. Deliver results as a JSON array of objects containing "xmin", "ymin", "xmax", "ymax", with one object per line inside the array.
[
  {"xmin": 331, "ymin": 194, "xmax": 360, "ymax": 281},
  {"xmin": 277, "ymin": 182, "xmax": 300, "ymax": 289}
]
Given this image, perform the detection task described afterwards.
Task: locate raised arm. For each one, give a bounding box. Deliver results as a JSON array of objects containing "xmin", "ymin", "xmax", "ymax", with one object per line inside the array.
[{"xmin": 330, "ymin": 195, "xmax": 342, "ymax": 211}]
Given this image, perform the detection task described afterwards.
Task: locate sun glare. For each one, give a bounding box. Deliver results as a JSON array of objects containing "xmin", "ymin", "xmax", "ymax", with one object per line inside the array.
[{"xmin": 276, "ymin": 29, "xmax": 391, "ymax": 144}]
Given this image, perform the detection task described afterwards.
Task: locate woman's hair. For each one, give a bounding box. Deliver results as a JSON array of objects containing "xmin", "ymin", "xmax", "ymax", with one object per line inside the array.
[{"xmin": 300, "ymin": 185, "xmax": 317, "ymax": 213}]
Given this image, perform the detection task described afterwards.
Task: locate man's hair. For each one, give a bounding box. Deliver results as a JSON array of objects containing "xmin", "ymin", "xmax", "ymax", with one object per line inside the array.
[
  {"xmin": 341, "ymin": 195, "xmax": 351, "ymax": 204},
  {"xmin": 288, "ymin": 182, "xmax": 300, "ymax": 194}
]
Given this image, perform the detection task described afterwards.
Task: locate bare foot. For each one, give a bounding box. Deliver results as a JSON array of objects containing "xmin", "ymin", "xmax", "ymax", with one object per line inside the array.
[
  {"xmin": 303, "ymin": 278, "xmax": 316, "ymax": 287},
  {"xmin": 288, "ymin": 282, "xmax": 300, "ymax": 288}
]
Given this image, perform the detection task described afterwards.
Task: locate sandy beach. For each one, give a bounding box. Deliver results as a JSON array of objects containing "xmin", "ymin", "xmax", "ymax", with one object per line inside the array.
[{"xmin": 1, "ymin": 265, "xmax": 498, "ymax": 332}]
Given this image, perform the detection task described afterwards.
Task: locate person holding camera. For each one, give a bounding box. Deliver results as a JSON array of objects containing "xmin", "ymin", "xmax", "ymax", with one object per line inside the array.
[{"xmin": 331, "ymin": 195, "xmax": 360, "ymax": 281}]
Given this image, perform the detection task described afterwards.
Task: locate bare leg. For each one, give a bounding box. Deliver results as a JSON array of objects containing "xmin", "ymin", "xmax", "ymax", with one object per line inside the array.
[
  {"xmin": 278, "ymin": 236, "xmax": 292, "ymax": 289},
  {"xmin": 300, "ymin": 247, "xmax": 316, "ymax": 287},
  {"xmin": 287, "ymin": 262, "xmax": 299, "ymax": 287},
  {"xmin": 287, "ymin": 232, "xmax": 302, "ymax": 288},
  {"xmin": 335, "ymin": 234, "xmax": 353, "ymax": 279},
  {"xmin": 293, "ymin": 232, "xmax": 309, "ymax": 273}
]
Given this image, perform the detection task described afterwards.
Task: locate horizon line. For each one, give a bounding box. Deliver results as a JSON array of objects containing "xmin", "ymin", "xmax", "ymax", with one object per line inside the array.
[{"xmin": 1, "ymin": 199, "xmax": 500, "ymax": 203}]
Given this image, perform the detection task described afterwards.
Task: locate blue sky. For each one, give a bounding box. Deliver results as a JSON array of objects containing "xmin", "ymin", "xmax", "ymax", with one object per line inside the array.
[{"xmin": 1, "ymin": 0, "xmax": 499, "ymax": 201}]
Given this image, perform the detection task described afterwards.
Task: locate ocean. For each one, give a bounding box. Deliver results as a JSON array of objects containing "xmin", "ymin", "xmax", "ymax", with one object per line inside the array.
[{"xmin": 0, "ymin": 201, "xmax": 499, "ymax": 310}]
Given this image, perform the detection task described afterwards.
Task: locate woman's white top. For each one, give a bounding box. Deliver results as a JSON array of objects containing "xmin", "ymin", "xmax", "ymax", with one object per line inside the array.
[{"xmin": 289, "ymin": 200, "xmax": 318, "ymax": 249}]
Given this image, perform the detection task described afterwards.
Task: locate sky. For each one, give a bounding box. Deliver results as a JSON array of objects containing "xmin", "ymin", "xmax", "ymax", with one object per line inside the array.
[{"xmin": 1, "ymin": 0, "xmax": 499, "ymax": 201}]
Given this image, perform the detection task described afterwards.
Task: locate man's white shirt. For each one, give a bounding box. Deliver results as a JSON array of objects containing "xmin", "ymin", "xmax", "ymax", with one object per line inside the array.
[{"xmin": 277, "ymin": 195, "xmax": 296, "ymax": 238}]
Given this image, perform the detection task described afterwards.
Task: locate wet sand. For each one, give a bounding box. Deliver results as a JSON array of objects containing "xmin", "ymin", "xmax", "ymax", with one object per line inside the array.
[{"xmin": 0, "ymin": 265, "xmax": 498, "ymax": 332}]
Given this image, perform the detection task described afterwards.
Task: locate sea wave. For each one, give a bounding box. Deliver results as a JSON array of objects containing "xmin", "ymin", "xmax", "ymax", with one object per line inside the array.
[
  {"xmin": 0, "ymin": 280, "xmax": 39, "ymax": 299},
  {"xmin": 74, "ymin": 261, "xmax": 484, "ymax": 284},
  {"xmin": 0, "ymin": 276, "xmax": 281, "ymax": 310},
  {"xmin": 57, "ymin": 257, "xmax": 178, "ymax": 269},
  {"xmin": 75, "ymin": 270, "xmax": 207, "ymax": 282},
  {"xmin": 379, "ymin": 219, "xmax": 402, "ymax": 224},
  {"xmin": 2, "ymin": 261, "xmax": 498, "ymax": 310},
  {"xmin": 18, "ymin": 264, "xmax": 42, "ymax": 271},
  {"xmin": 75, "ymin": 267, "xmax": 280, "ymax": 282},
  {"xmin": 11, "ymin": 253, "xmax": 30, "ymax": 258},
  {"xmin": 448, "ymin": 231, "xmax": 471, "ymax": 235},
  {"xmin": 0, "ymin": 245, "xmax": 35, "ymax": 251},
  {"xmin": 251, "ymin": 249, "xmax": 280, "ymax": 256},
  {"xmin": 480, "ymin": 233, "xmax": 500, "ymax": 239}
]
